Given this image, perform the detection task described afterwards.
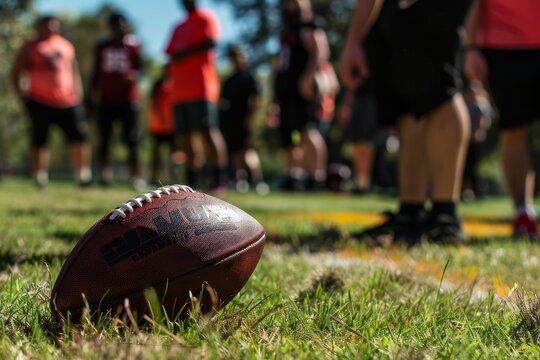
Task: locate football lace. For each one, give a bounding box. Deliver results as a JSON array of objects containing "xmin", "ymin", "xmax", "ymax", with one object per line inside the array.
[{"xmin": 109, "ymin": 184, "xmax": 195, "ymax": 221}]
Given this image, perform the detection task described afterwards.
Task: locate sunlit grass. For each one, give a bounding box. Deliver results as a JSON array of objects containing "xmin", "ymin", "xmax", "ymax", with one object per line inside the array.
[{"xmin": 0, "ymin": 177, "xmax": 540, "ymax": 357}]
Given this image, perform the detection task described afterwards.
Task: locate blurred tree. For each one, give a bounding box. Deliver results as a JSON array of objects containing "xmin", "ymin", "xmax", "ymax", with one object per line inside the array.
[
  {"xmin": 0, "ymin": 0, "xmax": 34, "ymax": 174},
  {"xmin": 214, "ymin": 0, "xmax": 355, "ymax": 66}
]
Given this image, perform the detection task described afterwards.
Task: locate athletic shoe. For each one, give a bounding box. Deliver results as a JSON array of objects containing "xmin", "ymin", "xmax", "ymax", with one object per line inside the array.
[
  {"xmin": 353, "ymin": 211, "xmax": 422, "ymax": 246},
  {"xmin": 416, "ymin": 213, "xmax": 467, "ymax": 246},
  {"xmin": 513, "ymin": 211, "xmax": 538, "ymax": 238}
]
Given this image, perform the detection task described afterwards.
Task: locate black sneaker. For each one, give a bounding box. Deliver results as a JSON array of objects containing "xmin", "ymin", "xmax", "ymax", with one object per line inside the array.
[
  {"xmin": 353, "ymin": 211, "xmax": 422, "ymax": 246},
  {"xmin": 416, "ymin": 214, "xmax": 467, "ymax": 246}
]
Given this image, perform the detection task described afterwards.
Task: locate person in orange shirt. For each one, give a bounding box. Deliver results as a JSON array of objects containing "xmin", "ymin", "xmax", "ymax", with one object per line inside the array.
[
  {"xmin": 465, "ymin": 0, "xmax": 540, "ymax": 238},
  {"xmin": 148, "ymin": 69, "xmax": 175, "ymax": 185},
  {"xmin": 164, "ymin": 0, "xmax": 228, "ymax": 191},
  {"xmin": 11, "ymin": 15, "xmax": 92, "ymax": 188}
]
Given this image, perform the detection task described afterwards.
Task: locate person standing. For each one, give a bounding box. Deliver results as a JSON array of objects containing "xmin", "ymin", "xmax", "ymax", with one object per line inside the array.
[
  {"xmin": 148, "ymin": 68, "xmax": 176, "ymax": 185},
  {"xmin": 11, "ymin": 15, "xmax": 92, "ymax": 188},
  {"xmin": 165, "ymin": 0, "xmax": 228, "ymax": 192},
  {"xmin": 341, "ymin": 0, "xmax": 473, "ymax": 245},
  {"xmin": 91, "ymin": 12, "xmax": 144, "ymax": 189},
  {"xmin": 219, "ymin": 45, "xmax": 268, "ymax": 194},
  {"xmin": 465, "ymin": 0, "xmax": 540, "ymax": 238},
  {"xmin": 272, "ymin": 0, "xmax": 333, "ymax": 191}
]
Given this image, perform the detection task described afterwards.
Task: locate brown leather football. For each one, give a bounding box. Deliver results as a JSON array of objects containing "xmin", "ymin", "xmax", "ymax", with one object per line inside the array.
[{"xmin": 51, "ymin": 185, "xmax": 265, "ymax": 322}]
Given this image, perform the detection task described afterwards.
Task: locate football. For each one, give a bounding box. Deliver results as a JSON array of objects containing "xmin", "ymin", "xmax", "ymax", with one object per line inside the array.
[{"xmin": 51, "ymin": 185, "xmax": 265, "ymax": 322}]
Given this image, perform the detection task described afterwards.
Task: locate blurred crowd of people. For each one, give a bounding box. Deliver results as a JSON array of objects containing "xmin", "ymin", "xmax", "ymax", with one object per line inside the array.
[{"xmin": 8, "ymin": 0, "xmax": 540, "ymax": 242}]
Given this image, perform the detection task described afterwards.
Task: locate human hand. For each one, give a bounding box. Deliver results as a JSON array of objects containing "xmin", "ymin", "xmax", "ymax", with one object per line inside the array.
[
  {"xmin": 464, "ymin": 49, "xmax": 488, "ymax": 81},
  {"xmin": 339, "ymin": 43, "xmax": 369, "ymax": 90}
]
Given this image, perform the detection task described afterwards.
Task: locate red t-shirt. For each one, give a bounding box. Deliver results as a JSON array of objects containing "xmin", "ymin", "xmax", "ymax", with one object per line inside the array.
[
  {"xmin": 477, "ymin": 0, "xmax": 540, "ymax": 48},
  {"xmin": 149, "ymin": 79, "xmax": 174, "ymax": 135},
  {"xmin": 165, "ymin": 9, "xmax": 220, "ymax": 103},
  {"xmin": 25, "ymin": 34, "xmax": 80, "ymax": 108},
  {"xmin": 93, "ymin": 34, "xmax": 141, "ymax": 103}
]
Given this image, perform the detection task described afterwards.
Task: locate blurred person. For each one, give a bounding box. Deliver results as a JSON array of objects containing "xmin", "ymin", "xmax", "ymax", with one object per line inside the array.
[
  {"xmin": 219, "ymin": 45, "xmax": 268, "ymax": 195},
  {"xmin": 341, "ymin": 0, "xmax": 473, "ymax": 245},
  {"xmin": 338, "ymin": 88, "xmax": 378, "ymax": 194},
  {"xmin": 148, "ymin": 69, "xmax": 176, "ymax": 185},
  {"xmin": 90, "ymin": 12, "xmax": 144, "ymax": 189},
  {"xmin": 462, "ymin": 80, "xmax": 493, "ymax": 200},
  {"xmin": 11, "ymin": 15, "xmax": 92, "ymax": 188},
  {"xmin": 271, "ymin": 0, "xmax": 336, "ymax": 191},
  {"xmin": 165, "ymin": 0, "xmax": 228, "ymax": 192},
  {"xmin": 465, "ymin": 0, "xmax": 540, "ymax": 238}
]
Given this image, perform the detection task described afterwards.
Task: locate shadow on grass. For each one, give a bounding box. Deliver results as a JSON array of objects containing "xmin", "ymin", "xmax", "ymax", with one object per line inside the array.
[
  {"xmin": 52, "ymin": 229, "xmax": 83, "ymax": 243},
  {"xmin": 9, "ymin": 207, "xmax": 104, "ymax": 218},
  {"xmin": 266, "ymin": 225, "xmax": 346, "ymax": 253},
  {"xmin": 0, "ymin": 252, "xmax": 66, "ymax": 272}
]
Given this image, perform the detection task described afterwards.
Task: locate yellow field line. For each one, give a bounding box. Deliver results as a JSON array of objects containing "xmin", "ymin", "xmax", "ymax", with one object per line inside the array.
[{"xmin": 282, "ymin": 211, "xmax": 513, "ymax": 237}]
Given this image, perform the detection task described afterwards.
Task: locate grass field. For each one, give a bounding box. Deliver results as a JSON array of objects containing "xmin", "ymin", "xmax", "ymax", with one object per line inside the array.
[{"xmin": 1, "ymin": 178, "xmax": 540, "ymax": 358}]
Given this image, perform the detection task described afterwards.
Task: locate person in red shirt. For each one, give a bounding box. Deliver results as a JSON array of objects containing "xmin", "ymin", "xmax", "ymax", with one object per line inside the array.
[
  {"xmin": 165, "ymin": 0, "xmax": 228, "ymax": 191},
  {"xmin": 91, "ymin": 12, "xmax": 143, "ymax": 189},
  {"xmin": 148, "ymin": 68, "xmax": 176, "ymax": 185},
  {"xmin": 11, "ymin": 15, "xmax": 92, "ymax": 188},
  {"xmin": 465, "ymin": 0, "xmax": 540, "ymax": 238}
]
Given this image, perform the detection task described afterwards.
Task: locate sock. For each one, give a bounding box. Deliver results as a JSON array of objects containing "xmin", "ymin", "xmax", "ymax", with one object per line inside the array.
[
  {"xmin": 79, "ymin": 166, "xmax": 92, "ymax": 183},
  {"xmin": 36, "ymin": 170, "xmax": 48, "ymax": 185},
  {"xmin": 399, "ymin": 202, "xmax": 425, "ymax": 218},
  {"xmin": 432, "ymin": 201, "xmax": 457, "ymax": 217}
]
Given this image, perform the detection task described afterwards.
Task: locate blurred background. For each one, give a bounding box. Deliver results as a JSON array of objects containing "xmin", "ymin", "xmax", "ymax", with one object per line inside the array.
[{"xmin": 1, "ymin": 0, "xmax": 539, "ymax": 194}]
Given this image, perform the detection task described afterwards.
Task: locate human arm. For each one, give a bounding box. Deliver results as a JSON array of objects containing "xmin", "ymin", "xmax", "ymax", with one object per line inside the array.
[
  {"xmin": 339, "ymin": 0, "xmax": 383, "ymax": 90},
  {"xmin": 170, "ymin": 39, "xmax": 216, "ymax": 62},
  {"xmin": 338, "ymin": 90, "xmax": 355, "ymax": 127},
  {"xmin": 298, "ymin": 27, "xmax": 330, "ymax": 100},
  {"xmin": 464, "ymin": 0, "xmax": 488, "ymax": 81}
]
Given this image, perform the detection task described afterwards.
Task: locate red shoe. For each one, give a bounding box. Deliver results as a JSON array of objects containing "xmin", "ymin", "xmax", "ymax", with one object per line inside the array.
[{"xmin": 513, "ymin": 211, "xmax": 539, "ymax": 238}]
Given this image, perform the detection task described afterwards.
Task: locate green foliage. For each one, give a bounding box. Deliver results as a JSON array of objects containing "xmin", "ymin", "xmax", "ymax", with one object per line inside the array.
[
  {"xmin": 215, "ymin": 0, "xmax": 355, "ymax": 66},
  {"xmin": 0, "ymin": 0, "xmax": 34, "ymax": 170}
]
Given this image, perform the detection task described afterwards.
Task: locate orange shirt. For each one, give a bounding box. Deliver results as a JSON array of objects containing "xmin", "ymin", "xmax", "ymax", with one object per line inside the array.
[
  {"xmin": 477, "ymin": 0, "xmax": 540, "ymax": 48},
  {"xmin": 165, "ymin": 9, "xmax": 220, "ymax": 103},
  {"xmin": 149, "ymin": 79, "xmax": 174, "ymax": 135},
  {"xmin": 25, "ymin": 34, "xmax": 80, "ymax": 108}
]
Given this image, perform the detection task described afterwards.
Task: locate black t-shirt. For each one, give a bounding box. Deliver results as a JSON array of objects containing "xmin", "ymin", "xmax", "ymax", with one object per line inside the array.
[
  {"xmin": 219, "ymin": 69, "xmax": 259, "ymax": 130},
  {"xmin": 274, "ymin": 20, "xmax": 319, "ymax": 104}
]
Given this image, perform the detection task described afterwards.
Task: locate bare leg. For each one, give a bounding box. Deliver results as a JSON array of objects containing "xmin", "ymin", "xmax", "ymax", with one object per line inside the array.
[
  {"xmin": 423, "ymin": 94, "xmax": 469, "ymax": 202},
  {"xmin": 69, "ymin": 142, "xmax": 92, "ymax": 185},
  {"xmin": 397, "ymin": 115, "xmax": 429, "ymax": 204},
  {"xmin": 31, "ymin": 146, "xmax": 49, "ymax": 186},
  {"xmin": 500, "ymin": 126, "xmax": 534, "ymax": 209},
  {"xmin": 301, "ymin": 128, "xmax": 327, "ymax": 182},
  {"xmin": 244, "ymin": 148, "xmax": 264, "ymax": 184},
  {"xmin": 352, "ymin": 142, "xmax": 374, "ymax": 191},
  {"xmin": 203, "ymin": 128, "xmax": 228, "ymax": 169}
]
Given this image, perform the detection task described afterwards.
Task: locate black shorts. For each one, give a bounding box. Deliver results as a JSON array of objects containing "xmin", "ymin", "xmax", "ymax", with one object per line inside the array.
[
  {"xmin": 25, "ymin": 99, "xmax": 88, "ymax": 147},
  {"xmin": 151, "ymin": 133, "xmax": 175, "ymax": 147},
  {"xmin": 98, "ymin": 102, "xmax": 139, "ymax": 157},
  {"xmin": 367, "ymin": 0, "xmax": 472, "ymax": 125},
  {"xmin": 348, "ymin": 95, "xmax": 380, "ymax": 143},
  {"xmin": 482, "ymin": 49, "xmax": 540, "ymax": 130},
  {"xmin": 173, "ymin": 100, "xmax": 218, "ymax": 135},
  {"xmin": 279, "ymin": 101, "xmax": 319, "ymax": 147}
]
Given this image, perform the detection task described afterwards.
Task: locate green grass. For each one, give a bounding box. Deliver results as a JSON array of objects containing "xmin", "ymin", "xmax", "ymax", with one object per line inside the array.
[{"xmin": 1, "ymin": 178, "xmax": 540, "ymax": 358}]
